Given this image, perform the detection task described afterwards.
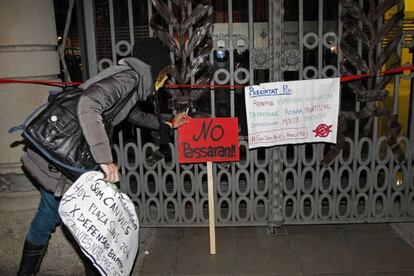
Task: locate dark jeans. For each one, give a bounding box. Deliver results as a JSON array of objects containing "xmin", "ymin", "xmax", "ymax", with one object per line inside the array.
[
  {"xmin": 25, "ymin": 188, "xmax": 101, "ymax": 275},
  {"xmin": 27, "ymin": 188, "xmax": 61, "ymax": 246}
]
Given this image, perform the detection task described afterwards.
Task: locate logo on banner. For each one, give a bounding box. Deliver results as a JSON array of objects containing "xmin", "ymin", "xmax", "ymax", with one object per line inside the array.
[{"xmin": 313, "ymin": 123, "xmax": 333, "ymax": 137}]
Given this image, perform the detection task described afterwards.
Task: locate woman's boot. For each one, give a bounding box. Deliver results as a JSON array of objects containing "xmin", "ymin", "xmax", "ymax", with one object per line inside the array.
[{"xmin": 17, "ymin": 240, "xmax": 47, "ymax": 276}]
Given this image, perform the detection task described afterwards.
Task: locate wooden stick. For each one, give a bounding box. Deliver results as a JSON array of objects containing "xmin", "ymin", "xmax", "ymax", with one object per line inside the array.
[{"xmin": 207, "ymin": 161, "xmax": 216, "ymax": 255}]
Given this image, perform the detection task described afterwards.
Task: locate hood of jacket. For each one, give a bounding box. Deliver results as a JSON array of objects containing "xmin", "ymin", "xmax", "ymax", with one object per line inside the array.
[{"xmin": 118, "ymin": 57, "xmax": 154, "ymax": 99}]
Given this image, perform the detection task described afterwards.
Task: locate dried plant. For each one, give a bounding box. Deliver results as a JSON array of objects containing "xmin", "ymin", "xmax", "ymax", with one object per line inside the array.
[
  {"xmin": 322, "ymin": 0, "xmax": 406, "ymax": 165},
  {"xmin": 150, "ymin": 0, "xmax": 214, "ymax": 112}
]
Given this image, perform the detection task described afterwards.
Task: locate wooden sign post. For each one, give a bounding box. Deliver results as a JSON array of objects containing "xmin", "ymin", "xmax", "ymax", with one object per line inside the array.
[
  {"xmin": 178, "ymin": 118, "xmax": 239, "ymax": 255},
  {"xmin": 207, "ymin": 161, "xmax": 215, "ymax": 254}
]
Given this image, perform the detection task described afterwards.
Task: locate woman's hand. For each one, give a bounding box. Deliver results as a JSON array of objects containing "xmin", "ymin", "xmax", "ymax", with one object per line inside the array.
[
  {"xmin": 100, "ymin": 163, "xmax": 120, "ymax": 183},
  {"xmin": 168, "ymin": 112, "xmax": 191, "ymax": 128}
]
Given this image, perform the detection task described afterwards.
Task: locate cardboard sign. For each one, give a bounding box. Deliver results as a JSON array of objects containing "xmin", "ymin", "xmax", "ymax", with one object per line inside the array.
[
  {"xmin": 58, "ymin": 171, "xmax": 139, "ymax": 276},
  {"xmin": 245, "ymin": 78, "xmax": 340, "ymax": 149},
  {"xmin": 178, "ymin": 118, "xmax": 240, "ymax": 163}
]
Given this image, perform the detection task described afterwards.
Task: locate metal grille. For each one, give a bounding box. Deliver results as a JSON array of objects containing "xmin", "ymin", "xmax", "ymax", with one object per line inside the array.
[
  {"xmin": 113, "ymin": 133, "xmax": 271, "ymax": 226},
  {"xmin": 278, "ymin": 0, "xmax": 414, "ymax": 225},
  {"xmin": 81, "ymin": 0, "xmax": 414, "ymax": 227},
  {"xmin": 281, "ymin": 138, "xmax": 414, "ymax": 224}
]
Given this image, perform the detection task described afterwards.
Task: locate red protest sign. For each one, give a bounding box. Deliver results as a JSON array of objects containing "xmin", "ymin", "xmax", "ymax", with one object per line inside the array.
[{"xmin": 178, "ymin": 118, "xmax": 240, "ymax": 163}]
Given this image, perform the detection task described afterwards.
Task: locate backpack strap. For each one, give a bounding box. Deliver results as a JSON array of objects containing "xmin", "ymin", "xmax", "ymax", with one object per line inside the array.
[
  {"xmin": 103, "ymin": 87, "xmax": 136, "ymax": 122},
  {"xmin": 22, "ymin": 131, "xmax": 92, "ymax": 174}
]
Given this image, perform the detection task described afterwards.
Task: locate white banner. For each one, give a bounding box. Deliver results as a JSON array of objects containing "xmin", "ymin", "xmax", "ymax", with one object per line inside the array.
[
  {"xmin": 245, "ymin": 78, "xmax": 340, "ymax": 149},
  {"xmin": 58, "ymin": 172, "xmax": 139, "ymax": 276}
]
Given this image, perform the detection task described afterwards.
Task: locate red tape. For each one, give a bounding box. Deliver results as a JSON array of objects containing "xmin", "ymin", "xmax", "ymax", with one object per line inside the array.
[
  {"xmin": 1, "ymin": 65, "xmax": 413, "ymax": 89},
  {"xmin": 0, "ymin": 79, "xmax": 82, "ymax": 87}
]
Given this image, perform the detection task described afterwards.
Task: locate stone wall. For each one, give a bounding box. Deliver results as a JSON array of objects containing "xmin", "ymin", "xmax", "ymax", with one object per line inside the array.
[{"xmin": 0, "ymin": 0, "xmax": 60, "ymax": 174}]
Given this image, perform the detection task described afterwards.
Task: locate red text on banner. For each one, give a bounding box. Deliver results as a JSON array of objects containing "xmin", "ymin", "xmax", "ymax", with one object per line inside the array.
[{"xmin": 178, "ymin": 118, "xmax": 240, "ymax": 163}]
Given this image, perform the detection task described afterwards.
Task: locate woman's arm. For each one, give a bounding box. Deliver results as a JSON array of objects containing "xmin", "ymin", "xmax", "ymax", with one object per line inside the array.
[
  {"xmin": 127, "ymin": 109, "xmax": 191, "ymax": 129},
  {"xmin": 77, "ymin": 70, "xmax": 139, "ymax": 182}
]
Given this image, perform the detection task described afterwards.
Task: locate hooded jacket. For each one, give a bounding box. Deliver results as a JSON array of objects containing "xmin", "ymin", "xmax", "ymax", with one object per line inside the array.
[
  {"xmin": 78, "ymin": 57, "xmax": 159, "ymax": 164},
  {"xmin": 22, "ymin": 57, "xmax": 171, "ymax": 196}
]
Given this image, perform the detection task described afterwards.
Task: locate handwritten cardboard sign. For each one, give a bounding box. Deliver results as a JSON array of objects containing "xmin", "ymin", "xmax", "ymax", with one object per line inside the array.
[
  {"xmin": 58, "ymin": 171, "xmax": 139, "ymax": 276},
  {"xmin": 178, "ymin": 118, "xmax": 240, "ymax": 163},
  {"xmin": 244, "ymin": 78, "xmax": 340, "ymax": 149}
]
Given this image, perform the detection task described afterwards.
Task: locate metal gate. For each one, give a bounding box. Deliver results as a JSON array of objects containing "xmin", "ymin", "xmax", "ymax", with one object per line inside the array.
[{"xmin": 79, "ymin": 0, "xmax": 414, "ymax": 227}]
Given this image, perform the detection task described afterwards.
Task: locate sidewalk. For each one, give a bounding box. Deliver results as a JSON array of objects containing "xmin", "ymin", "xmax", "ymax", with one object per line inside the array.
[
  {"xmin": 135, "ymin": 224, "xmax": 414, "ymax": 276},
  {"xmin": 2, "ymin": 180, "xmax": 414, "ymax": 275}
]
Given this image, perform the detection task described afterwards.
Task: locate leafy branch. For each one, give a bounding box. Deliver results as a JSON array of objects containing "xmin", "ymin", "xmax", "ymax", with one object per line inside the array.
[
  {"xmin": 150, "ymin": 0, "xmax": 214, "ymax": 111},
  {"xmin": 322, "ymin": 0, "xmax": 406, "ymax": 165}
]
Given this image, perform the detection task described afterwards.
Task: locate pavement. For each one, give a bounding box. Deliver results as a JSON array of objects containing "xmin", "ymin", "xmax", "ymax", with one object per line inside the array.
[{"xmin": 135, "ymin": 223, "xmax": 414, "ymax": 276}]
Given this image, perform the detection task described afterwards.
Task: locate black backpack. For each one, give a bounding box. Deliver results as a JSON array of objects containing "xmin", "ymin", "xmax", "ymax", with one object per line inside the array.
[{"xmin": 10, "ymin": 88, "xmax": 133, "ymax": 181}]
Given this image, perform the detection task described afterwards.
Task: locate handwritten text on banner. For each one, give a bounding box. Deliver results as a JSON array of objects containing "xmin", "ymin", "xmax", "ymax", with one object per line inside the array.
[
  {"xmin": 244, "ymin": 78, "xmax": 340, "ymax": 149},
  {"xmin": 58, "ymin": 172, "xmax": 139, "ymax": 276}
]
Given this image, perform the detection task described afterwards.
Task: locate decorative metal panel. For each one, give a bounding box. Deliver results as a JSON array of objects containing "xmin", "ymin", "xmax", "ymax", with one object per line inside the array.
[
  {"xmin": 280, "ymin": 138, "xmax": 414, "ymax": 223},
  {"xmin": 114, "ymin": 131, "xmax": 271, "ymax": 226}
]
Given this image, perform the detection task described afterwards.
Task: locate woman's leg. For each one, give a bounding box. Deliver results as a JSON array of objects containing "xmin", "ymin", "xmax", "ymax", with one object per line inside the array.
[
  {"xmin": 17, "ymin": 188, "xmax": 61, "ymax": 275},
  {"xmin": 27, "ymin": 188, "xmax": 61, "ymax": 245}
]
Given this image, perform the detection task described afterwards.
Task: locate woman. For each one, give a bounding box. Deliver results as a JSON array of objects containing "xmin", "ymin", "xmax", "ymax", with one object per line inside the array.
[{"xmin": 17, "ymin": 37, "xmax": 190, "ymax": 275}]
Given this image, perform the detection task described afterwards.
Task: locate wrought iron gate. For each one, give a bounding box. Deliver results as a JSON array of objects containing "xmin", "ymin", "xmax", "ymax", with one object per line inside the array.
[{"xmin": 80, "ymin": 0, "xmax": 414, "ymax": 227}]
